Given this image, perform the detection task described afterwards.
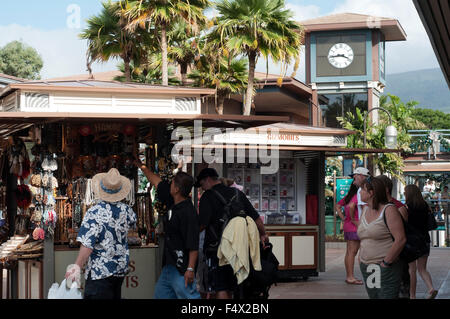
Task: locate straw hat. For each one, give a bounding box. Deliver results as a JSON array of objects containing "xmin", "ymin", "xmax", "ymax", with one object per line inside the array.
[{"xmin": 92, "ymin": 168, "xmax": 131, "ymax": 203}]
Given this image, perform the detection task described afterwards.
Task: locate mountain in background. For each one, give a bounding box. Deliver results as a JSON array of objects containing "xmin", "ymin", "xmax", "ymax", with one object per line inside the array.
[{"xmin": 385, "ymin": 68, "xmax": 450, "ymax": 113}]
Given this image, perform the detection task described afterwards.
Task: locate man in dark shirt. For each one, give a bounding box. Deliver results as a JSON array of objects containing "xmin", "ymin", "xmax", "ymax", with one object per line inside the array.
[
  {"xmin": 137, "ymin": 160, "xmax": 200, "ymax": 299},
  {"xmin": 195, "ymin": 168, "xmax": 268, "ymax": 299}
]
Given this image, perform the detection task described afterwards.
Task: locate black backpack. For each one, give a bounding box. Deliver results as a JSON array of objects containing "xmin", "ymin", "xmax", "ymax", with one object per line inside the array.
[
  {"xmin": 236, "ymin": 242, "xmax": 280, "ymax": 299},
  {"xmin": 383, "ymin": 205, "xmax": 429, "ymax": 263},
  {"xmin": 204, "ymin": 188, "xmax": 247, "ymax": 255}
]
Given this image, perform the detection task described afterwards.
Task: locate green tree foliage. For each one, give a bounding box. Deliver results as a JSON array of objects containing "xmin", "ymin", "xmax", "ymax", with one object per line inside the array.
[
  {"xmin": 0, "ymin": 41, "xmax": 43, "ymax": 80},
  {"xmin": 80, "ymin": 1, "xmax": 153, "ymax": 82},
  {"xmin": 114, "ymin": 58, "xmax": 180, "ymax": 85},
  {"xmin": 411, "ymin": 108, "xmax": 450, "ymax": 130},
  {"xmin": 338, "ymin": 94, "xmax": 428, "ymax": 179},
  {"xmin": 168, "ymin": 19, "xmax": 202, "ymax": 86},
  {"xmin": 124, "ymin": 0, "xmax": 210, "ymax": 86},
  {"xmin": 188, "ymin": 37, "xmax": 248, "ymax": 114},
  {"xmin": 213, "ymin": 0, "xmax": 304, "ymax": 115}
]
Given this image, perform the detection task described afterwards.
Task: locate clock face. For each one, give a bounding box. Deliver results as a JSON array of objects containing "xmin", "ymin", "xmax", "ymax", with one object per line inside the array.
[{"xmin": 328, "ymin": 43, "xmax": 354, "ymax": 69}]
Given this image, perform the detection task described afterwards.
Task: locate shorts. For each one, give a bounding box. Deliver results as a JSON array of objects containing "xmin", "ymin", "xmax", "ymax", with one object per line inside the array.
[
  {"xmin": 344, "ymin": 231, "xmax": 360, "ymax": 241},
  {"xmin": 84, "ymin": 275, "xmax": 124, "ymax": 300},
  {"xmin": 206, "ymin": 254, "xmax": 237, "ymax": 293},
  {"xmin": 420, "ymin": 242, "xmax": 431, "ymax": 257},
  {"xmin": 360, "ymin": 260, "xmax": 404, "ymax": 299}
]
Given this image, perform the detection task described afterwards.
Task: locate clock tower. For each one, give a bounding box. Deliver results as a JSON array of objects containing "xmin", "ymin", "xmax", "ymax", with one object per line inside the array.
[{"xmin": 301, "ymin": 13, "xmax": 407, "ymax": 127}]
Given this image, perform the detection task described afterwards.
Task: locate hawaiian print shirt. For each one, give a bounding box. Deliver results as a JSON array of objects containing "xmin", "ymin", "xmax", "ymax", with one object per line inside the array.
[{"xmin": 77, "ymin": 201, "xmax": 137, "ymax": 280}]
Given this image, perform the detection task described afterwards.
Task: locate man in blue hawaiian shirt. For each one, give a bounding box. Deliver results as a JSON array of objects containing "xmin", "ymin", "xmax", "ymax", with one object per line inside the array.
[{"xmin": 65, "ymin": 168, "xmax": 136, "ymax": 299}]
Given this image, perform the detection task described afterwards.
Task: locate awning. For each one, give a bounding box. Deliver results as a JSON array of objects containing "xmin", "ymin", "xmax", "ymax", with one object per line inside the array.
[
  {"xmin": 0, "ymin": 111, "xmax": 290, "ymax": 138},
  {"xmin": 186, "ymin": 144, "xmax": 400, "ymax": 155},
  {"xmin": 404, "ymin": 161, "xmax": 450, "ymax": 173},
  {"xmin": 174, "ymin": 122, "xmax": 399, "ymax": 156}
]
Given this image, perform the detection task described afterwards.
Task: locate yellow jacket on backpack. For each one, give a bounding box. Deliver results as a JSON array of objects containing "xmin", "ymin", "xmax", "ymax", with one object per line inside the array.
[{"xmin": 217, "ymin": 216, "xmax": 262, "ymax": 284}]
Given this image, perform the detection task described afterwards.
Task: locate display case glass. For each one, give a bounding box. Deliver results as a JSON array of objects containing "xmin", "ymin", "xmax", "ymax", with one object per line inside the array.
[{"xmin": 226, "ymin": 159, "xmax": 298, "ymax": 224}]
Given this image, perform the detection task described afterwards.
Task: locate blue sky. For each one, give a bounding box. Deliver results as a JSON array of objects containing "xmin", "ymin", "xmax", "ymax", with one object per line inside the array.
[
  {"xmin": 0, "ymin": 0, "xmax": 440, "ymax": 80},
  {"xmin": 0, "ymin": 0, "xmax": 337, "ymax": 29}
]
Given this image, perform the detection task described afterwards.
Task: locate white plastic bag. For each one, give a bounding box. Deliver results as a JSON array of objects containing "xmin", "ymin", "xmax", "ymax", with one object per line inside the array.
[{"xmin": 48, "ymin": 279, "xmax": 82, "ymax": 299}]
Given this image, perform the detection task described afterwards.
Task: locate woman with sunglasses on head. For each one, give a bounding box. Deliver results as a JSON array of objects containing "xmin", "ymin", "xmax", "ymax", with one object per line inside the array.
[{"xmin": 357, "ymin": 177, "xmax": 406, "ymax": 299}]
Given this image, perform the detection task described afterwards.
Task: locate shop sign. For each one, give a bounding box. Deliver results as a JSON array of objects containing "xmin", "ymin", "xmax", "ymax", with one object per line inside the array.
[
  {"xmin": 55, "ymin": 248, "xmax": 157, "ymax": 299},
  {"xmin": 336, "ymin": 178, "xmax": 353, "ymax": 203},
  {"xmin": 213, "ymin": 130, "xmax": 346, "ymax": 147}
]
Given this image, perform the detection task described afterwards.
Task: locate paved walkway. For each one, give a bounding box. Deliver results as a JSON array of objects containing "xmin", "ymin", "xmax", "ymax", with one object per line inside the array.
[{"xmin": 269, "ymin": 245, "xmax": 450, "ymax": 299}]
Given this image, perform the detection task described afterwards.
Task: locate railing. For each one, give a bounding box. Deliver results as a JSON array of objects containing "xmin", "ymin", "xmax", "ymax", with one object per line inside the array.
[
  {"xmin": 425, "ymin": 199, "xmax": 449, "ymax": 247},
  {"xmin": 408, "ymin": 129, "xmax": 450, "ymax": 154}
]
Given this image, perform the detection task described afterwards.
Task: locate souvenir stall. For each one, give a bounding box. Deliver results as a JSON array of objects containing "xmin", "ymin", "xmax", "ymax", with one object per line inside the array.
[
  {"xmin": 0, "ymin": 121, "xmax": 173, "ymax": 299},
  {"xmin": 186, "ymin": 123, "xmax": 359, "ymax": 279}
]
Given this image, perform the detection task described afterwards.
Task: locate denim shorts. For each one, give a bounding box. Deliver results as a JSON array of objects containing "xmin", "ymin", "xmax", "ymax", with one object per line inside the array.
[{"xmin": 154, "ymin": 264, "xmax": 200, "ymax": 299}]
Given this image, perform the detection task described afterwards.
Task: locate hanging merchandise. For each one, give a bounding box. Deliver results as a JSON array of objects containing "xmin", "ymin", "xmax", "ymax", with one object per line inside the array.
[
  {"xmin": 0, "ymin": 209, "xmax": 5, "ymax": 227},
  {"xmin": 32, "ymin": 227, "xmax": 45, "ymax": 240},
  {"xmin": 125, "ymin": 180, "xmax": 135, "ymax": 207},
  {"xmin": 30, "ymin": 174, "xmax": 42, "ymax": 188},
  {"xmin": 8, "ymin": 137, "xmax": 31, "ymax": 179},
  {"xmin": 16, "ymin": 184, "xmax": 32, "ymax": 209}
]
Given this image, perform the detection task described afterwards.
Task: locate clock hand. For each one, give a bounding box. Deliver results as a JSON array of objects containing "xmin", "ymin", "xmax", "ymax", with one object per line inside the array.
[{"xmin": 330, "ymin": 54, "xmax": 351, "ymax": 60}]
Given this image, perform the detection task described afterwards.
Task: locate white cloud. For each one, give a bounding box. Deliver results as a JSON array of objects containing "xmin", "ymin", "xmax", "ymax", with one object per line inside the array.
[
  {"xmin": 286, "ymin": 3, "xmax": 321, "ymax": 21},
  {"xmin": 0, "ymin": 24, "xmax": 117, "ymax": 79},
  {"xmin": 255, "ymin": 2, "xmax": 321, "ymax": 82},
  {"xmin": 331, "ymin": 0, "xmax": 440, "ymax": 74}
]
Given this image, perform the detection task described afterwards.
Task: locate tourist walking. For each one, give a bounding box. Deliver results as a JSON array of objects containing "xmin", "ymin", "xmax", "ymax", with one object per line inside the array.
[
  {"xmin": 65, "ymin": 168, "xmax": 137, "ymax": 299},
  {"xmin": 404, "ymin": 184, "xmax": 438, "ymax": 299},
  {"xmin": 357, "ymin": 176, "xmax": 406, "ymax": 299},
  {"xmin": 336, "ymin": 183, "xmax": 362, "ymax": 285},
  {"xmin": 136, "ymin": 159, "xmax": 201, "ymax": 299}
]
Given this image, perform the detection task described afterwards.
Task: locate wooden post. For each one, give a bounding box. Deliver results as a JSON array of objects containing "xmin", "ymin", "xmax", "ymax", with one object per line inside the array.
[
  {"xmin": 318, "ymin": 152, "xmax": 326, "ymax": 272},
  {"xmin": 43, "ymin": 237, "xmax": 54, "ymax": 299}
]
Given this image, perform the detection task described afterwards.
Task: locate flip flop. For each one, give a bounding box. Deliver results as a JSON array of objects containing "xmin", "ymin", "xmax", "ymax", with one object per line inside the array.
[
  {"xmin": 345, "ymin": 279, "xmax": 364, "ymax": 285},
  {"xmin": 427, "ymin": 290, "xmax": 438, "ymax": 299}
]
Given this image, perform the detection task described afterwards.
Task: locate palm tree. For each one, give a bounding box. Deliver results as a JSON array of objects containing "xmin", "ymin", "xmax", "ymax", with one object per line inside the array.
[
  {"xmin": 168, "ymin": 20, "xmax": 201, "ymax": 86},
  {"xmin": 189, "ymin": 54, "xmax": 248, "ymax": 114},
  {"xmin": 123, "ymin": 0, "xmax": 210, "ymax": 86},
  {"xmin": 114, "ymin": 56, "xmax": 181, "ymax": 85},
  {"xmin": 213, "ymin": 0, "xmax": 304, "ymax": 115},
  {"xmin": 80, "ymin": 1, "xmax": 153, "ymax": 82}
]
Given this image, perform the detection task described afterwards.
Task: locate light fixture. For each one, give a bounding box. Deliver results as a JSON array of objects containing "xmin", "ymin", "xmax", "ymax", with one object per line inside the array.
[{"xmin": 363, "ymin": 107, "xmax": 398, "ymax": 167}]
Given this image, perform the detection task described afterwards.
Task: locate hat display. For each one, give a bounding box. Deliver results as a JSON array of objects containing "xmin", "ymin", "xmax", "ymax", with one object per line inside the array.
[
  {"xmin": 349, "ymin": 167, "xmax": 370, "ymax": 177},
  {"xmin": 194, "ymin": 168, "xmax": 219, "ymax": 187},
  {"xmin": 92, "ymin": 168, "xmax": 131, "ymax": 203}
]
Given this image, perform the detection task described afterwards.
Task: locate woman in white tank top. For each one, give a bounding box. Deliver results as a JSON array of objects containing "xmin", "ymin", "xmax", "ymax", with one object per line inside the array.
[{"xmin": 357, "ymin": 176, "xmax": 406, "ymax": 299}]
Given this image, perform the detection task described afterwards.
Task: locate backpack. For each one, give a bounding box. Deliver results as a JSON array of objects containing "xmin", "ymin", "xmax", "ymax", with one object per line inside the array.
[
  {"xmin": 204, "ymin": 188, "xmax": 247, "ymax": 255},
  {"xmin": 383, "ymin": 204, "xmax": 429, "ymax": 264},
  {"xmin": 236, "ymin": 242, "xmax": 280, "ymax": 299}
]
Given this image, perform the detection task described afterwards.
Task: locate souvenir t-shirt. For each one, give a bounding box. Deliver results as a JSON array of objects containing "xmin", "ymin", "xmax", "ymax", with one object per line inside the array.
[
  {"xmin": 199, "ymin": 183, "xmax": 260, "ymax": 255},
  {"xmin": 338, "ymin": 195, "xmax": 359, "ymax": 233},
  {"xmin": 157, "ymin": 181, "xmax": 199, "ymax": 274},
  {"xmin": 77, "ymin": 201, "xmax": 137, "ymax": 280}
]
